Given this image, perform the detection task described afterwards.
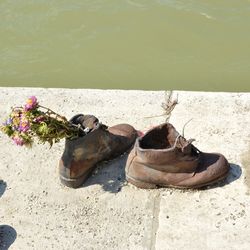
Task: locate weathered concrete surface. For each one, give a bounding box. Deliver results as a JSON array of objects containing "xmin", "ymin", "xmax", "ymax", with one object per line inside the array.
[
  {"xmin": 155, "ymin": 92, "xmax": 250, "ymax": 250},
  {"xmin": 0, "ymin": 88, "xmax": 249, "ymax": 250}
]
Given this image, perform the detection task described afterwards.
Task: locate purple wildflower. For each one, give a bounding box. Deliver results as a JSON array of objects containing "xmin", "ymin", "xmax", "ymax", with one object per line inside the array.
[
  {"xmin": 3, "ymin": 118, "xmax": 12, "ymax": 126},
  {"xmin": 24, "ymin": 96, "xmax": 38, "ymax": 111},
  {"xmin": 18, "ymin": 115, "xmax": 30, "ymax": 132},
  {"xmin": 12, "ymin": 135, "xmax": 25, "ymax": 146}
]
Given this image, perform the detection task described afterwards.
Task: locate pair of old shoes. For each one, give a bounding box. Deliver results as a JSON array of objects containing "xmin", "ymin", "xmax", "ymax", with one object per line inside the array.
[{"xmin": 59, "ymin": 115, "xmax": 229, "ymax": 189}]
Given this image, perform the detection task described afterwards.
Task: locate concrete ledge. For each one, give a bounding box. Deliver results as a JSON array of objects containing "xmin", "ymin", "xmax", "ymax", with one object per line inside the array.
[{"xmin": 0, "ymin": 88, "xmax": 249, "ymax": 250}]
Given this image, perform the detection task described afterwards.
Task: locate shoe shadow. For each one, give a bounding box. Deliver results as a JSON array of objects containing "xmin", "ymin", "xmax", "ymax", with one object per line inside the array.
[
  {"xmin": 0, "ymin": 180, "xmax": 7, "ymax": 198},
  {"xmin": 202, "ymin": 163, "xmax": 242, "ymax": 190},
  {"xmin": 81, "ymin": 159, "xmax": 242, "ymax": 192},
  {"xmin": 0, "ymin": 225, "xmax": 17, "ymax": 250},
  {"xmin": 82, "ymin": 153, "xmax": 128, "ymax": 193},
  {"xmin": 226, "ymin": 163, "xmax": 242, "ymax": 184}
]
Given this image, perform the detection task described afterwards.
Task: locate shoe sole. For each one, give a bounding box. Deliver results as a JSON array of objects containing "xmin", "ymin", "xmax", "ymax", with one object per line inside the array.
[
  {"xmin": 126, "ymin": 166, "xmax": 230, "ymax": 190},
  {"xmin": 60, "ymin": 168, "xmax": 93, "ymax": 188}
]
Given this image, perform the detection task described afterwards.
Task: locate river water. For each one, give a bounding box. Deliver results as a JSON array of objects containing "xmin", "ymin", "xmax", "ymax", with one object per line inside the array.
[{"xmin": 0, "ymin": 0, "xmax": 250, "ymax": 91}]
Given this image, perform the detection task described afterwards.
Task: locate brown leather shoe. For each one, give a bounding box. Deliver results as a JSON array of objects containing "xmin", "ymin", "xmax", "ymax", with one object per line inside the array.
[
  {"xmin": 125, "ymin": 123, "xmax": 229, "ymax": 189},
  {"xmin": 59, "ymin": 114, "xmax": 137, "ymax": 188}
]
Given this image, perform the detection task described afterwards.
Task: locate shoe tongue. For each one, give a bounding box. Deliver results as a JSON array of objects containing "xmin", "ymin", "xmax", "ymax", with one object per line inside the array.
[{"xmin": 167, "ymin": 125, "xmax": 181, "ymax": 147}]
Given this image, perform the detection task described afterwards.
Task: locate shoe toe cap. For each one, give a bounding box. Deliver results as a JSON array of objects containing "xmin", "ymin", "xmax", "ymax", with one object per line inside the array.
[
  {"xmin": 108, "ymin": 124, "xmax": 137, "ymax": 140},
  {"xmin": 196, "ymin": 152, "xmax": 229, "ymax": 187}
]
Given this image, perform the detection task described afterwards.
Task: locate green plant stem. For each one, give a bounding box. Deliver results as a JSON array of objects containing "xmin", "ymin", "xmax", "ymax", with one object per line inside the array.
[
  {"xmin": 38, "ymin": 105, "xmax": 85, "ymax": 133},
  {"xmin": 38, "ymin": 105, "xmax": 68, "ymax": 122}
]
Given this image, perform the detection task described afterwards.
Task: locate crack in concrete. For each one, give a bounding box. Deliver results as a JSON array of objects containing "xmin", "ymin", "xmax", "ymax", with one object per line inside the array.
[
  {"xmin": 242, "ymin": 143, "xmax": 250, "ymax": 195},
  {"xmin": 149, "ymin": 191, "xmax": 161, "ymax": 250}
]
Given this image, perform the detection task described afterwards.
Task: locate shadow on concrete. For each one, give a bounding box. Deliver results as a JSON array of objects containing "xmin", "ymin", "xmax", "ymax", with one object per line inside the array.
[
  {"xmin": 82, "ymin": 153, "xmax": 128, "ymax": 193},
  {"xmin": 0, "ymin": 225, "xmax": 17, "ymax": 250},
  {"xmin": 0, "ymin": 180, "xmax": 7, "ymax": 198},
  {"xmin": 80, "ymin": 157, "xmax": 242, "ymax": 192},
  {"xmin": 226, "ymin": 163, "xmax": 242, "ymax": 184},
  {"xmin": 201, "ymin": 163, "xmax": 242, "ymax": 190}
]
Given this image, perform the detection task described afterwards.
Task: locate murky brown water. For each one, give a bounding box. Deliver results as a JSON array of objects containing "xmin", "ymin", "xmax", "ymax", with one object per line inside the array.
[{"xmin": 1, "ymin": 0, "xmax": 250, "ymax": 91}]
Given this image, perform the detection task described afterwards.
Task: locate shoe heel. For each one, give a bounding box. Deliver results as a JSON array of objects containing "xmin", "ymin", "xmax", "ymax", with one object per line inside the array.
[
  {"xmin": 59, "ymin": 168, "xmax": 93, "ymax": 188},
  {"xmin": 126, "ymin": 176, "xmax": 158, "ymax": 189},
  {"xmin": 60, "ymin": 175, "xmax": 86, "ymax": 188}
]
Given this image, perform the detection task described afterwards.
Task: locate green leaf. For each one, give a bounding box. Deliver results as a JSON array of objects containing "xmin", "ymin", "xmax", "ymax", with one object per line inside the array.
[{"xmin": 37, "ymin": 122, "xmax": 49, "ymax": 135}]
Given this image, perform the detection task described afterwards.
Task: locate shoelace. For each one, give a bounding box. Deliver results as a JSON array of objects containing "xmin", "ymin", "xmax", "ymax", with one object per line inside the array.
[
  {"xmin": 173, "ymin": 134, "xmax": 201, "ymax": 154},
  {"xmin": 173, "ymin": 134, "xmax": 202, "ymax": 176}
]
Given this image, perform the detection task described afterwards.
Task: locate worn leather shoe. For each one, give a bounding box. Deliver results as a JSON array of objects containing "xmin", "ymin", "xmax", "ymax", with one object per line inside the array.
[
  {"xmin": 59, "ymin": 114, "xmax": 137, "ymax": 188},
  {"xmin": 125, "ymin": 122, "xmax": 229, "ymax": 189}
]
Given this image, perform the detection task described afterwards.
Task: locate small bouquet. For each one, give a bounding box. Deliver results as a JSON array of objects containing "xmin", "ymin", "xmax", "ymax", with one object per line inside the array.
[{"xmin": 1, "ymin": 96, "xmax": 84, "ymax": 147}]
